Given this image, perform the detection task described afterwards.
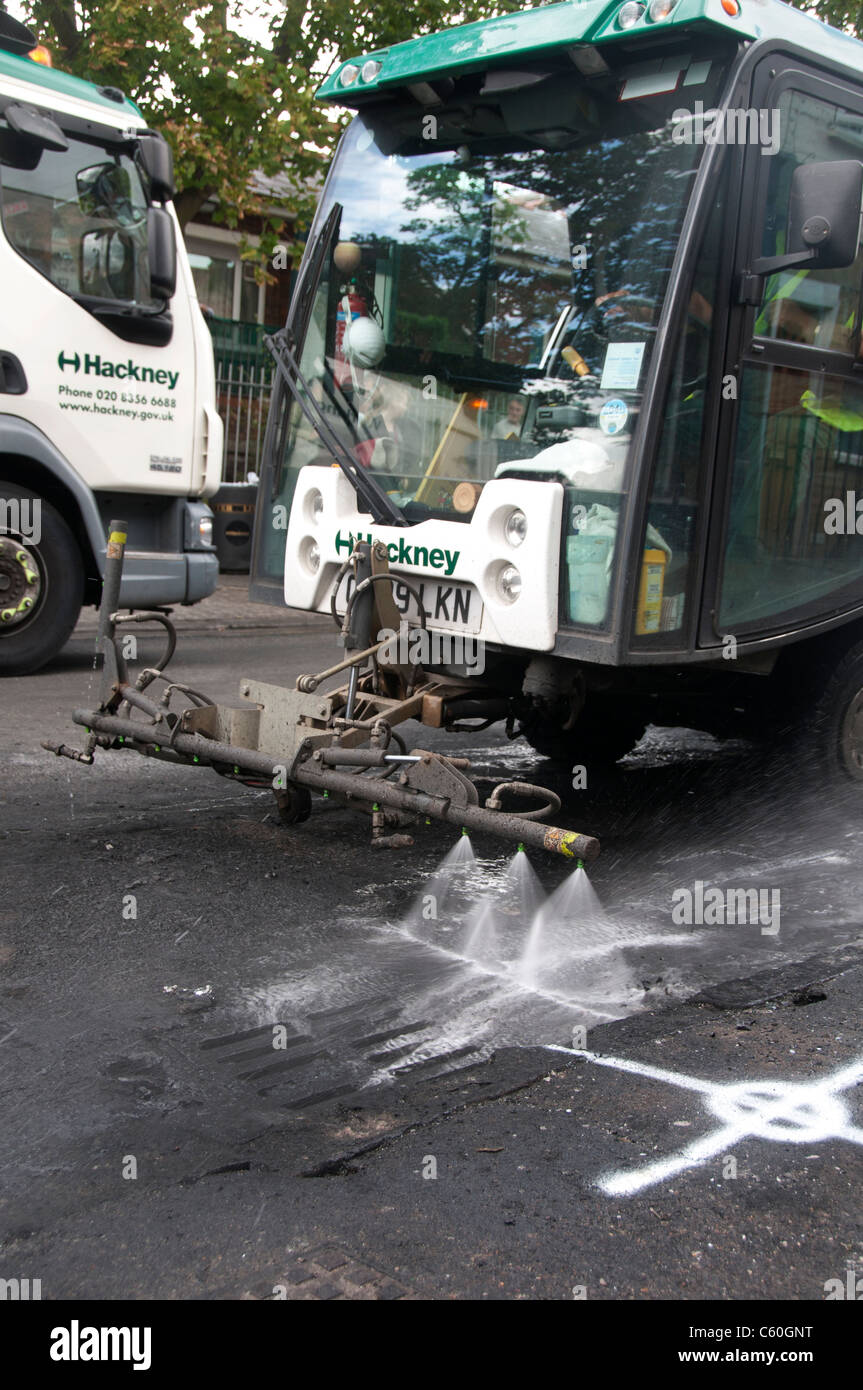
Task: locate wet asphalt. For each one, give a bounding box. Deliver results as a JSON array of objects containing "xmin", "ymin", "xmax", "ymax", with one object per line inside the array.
[{"xmin": 1, "ymin": 619, "xmax": 861, "ymax": 1303}]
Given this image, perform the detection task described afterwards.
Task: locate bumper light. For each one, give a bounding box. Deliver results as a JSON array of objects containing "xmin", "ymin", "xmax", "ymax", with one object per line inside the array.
[
  {"xmin": 617, "ymin": 2, "xmax": 645, "ymax": 26},
  {"xmin": 497, "ymin": 564, "xmax": 522, "ymax": 603},
  {"xmin": 302, "ymin": 537, "xmax": 321, "ymax": 573},
  {"xmin": 307, "ymin": 488, "xmax": 324, "ymax": 524},
  {"xmin": 504, "ymin": 509, "xmax": 527, "ymax": 547}
]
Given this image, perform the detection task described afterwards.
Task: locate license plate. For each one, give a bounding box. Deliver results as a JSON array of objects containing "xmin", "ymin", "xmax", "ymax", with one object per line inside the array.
[{"xmin": 336, "ymin": 571, "xmax": 482, "ymax": 633}]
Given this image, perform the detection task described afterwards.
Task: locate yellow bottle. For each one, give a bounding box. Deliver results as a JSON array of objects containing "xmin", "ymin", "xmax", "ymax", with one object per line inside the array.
[{"xmin": 636, "ymin": 548, "xmax": 667, "ymax": 634}]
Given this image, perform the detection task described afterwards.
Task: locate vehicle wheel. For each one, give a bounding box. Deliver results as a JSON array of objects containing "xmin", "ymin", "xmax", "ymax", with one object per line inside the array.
[
  {"xmin": 520, "ymin": 701, "xmax": 646, "ymax": 765},
  {"xmin": 799, "ymin": 640, "xmax": 863, "ymax": 785},
  {"xmin": 0, "ymin": 482, "xmax": 83, "ymax": 675}
]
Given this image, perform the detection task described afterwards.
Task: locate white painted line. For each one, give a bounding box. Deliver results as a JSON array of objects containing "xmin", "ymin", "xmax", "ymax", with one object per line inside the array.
[{"xmin": 545, "ymin": 1044, "xmax": 863, "ymax": 1196}]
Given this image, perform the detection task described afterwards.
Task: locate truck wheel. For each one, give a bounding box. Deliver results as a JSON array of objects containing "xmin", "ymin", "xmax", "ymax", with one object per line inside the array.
[
  {"xmin": 520, "ymin": 704, "xmax": 646, "ymax": 765},
  {"xmin": 805, "ymin": 640, "xmax": 863, "ymax": 785},
  {"xmin": 0, "ymin": 483, "xmax": 83, "ymax": 675}
]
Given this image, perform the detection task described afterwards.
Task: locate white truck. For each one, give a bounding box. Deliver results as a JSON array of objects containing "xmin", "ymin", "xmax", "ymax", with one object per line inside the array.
[{"xmin": 0, "ymin": 9, "xmax": 222, "ymax": 674}]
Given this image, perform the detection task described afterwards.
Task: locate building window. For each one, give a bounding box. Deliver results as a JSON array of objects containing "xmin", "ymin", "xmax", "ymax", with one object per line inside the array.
[
  {"xmin": 187, "ymin": 251, "xmax": 236, "ymax": 318},
  {"xmin": 185, "ymin": 230, "xmax": 264, "ymax": 323}
]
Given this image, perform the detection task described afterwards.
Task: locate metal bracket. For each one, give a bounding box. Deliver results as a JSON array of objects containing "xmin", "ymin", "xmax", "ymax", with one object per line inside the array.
[{"xmin": 399, "ymin": 748, "xmax": 479, "ymax": 810}]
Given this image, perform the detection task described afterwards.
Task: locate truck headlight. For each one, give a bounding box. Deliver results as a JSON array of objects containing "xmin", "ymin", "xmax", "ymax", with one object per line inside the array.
[
  {"xmin": 198, "ymin": 516, "xmax": 213, "ymax": 546},
  {"xmin": 504, "ymin": 509, "xmax": 527, "ymax": 547},
  {"xmin": 497, "ymin": 564, "xmax": 522, "ymax": 603},
  {"xmin": 617, "ymin": 1, "xmax": 645, "ymax": 26}
]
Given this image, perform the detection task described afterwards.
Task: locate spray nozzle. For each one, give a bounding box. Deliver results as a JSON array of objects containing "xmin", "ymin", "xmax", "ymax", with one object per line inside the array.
[
  {"xmin": 517, "ymin": 842, "xmax": 526, "ymax": 853},
  {"xmin": 577, "ymin": 859, "xmax": 585, "ymax": 871},
  {"xmin": 461, "ymin": 827, "xmax": 469, "ymax": 837}
]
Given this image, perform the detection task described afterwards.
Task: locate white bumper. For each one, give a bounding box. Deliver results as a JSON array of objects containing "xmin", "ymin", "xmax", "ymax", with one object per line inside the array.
[{"xmin": 284, "ymin": 467, "xmax": 564, "ymax": 652}]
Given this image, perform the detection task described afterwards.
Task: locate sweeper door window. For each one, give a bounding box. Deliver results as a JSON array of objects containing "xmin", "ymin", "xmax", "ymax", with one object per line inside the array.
[{"xmin": 719, "ymin": 75, "xmax": 863, "ymax": 636}]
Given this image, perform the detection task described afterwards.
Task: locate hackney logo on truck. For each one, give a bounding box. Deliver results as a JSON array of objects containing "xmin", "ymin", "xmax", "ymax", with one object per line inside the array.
[
  {"xmin": 58, "ymin": 350, "xmax": 180, "ymax": 391},
  {"xmin": 335, "ymin": 529, "xmax": 460, "ymax": 577}
]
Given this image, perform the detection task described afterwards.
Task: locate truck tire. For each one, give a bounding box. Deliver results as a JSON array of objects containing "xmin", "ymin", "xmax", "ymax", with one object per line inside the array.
[
  {"xmin": 800, "ymin": 639, "xmax": 863, "ymax": 785},
  {"xmin": 520, "ymin": 703, "xmax": 646, "ymax": 766},
  {"xmin": 0, "ymin": 482, "xmax": 83, "ymax": 675}
]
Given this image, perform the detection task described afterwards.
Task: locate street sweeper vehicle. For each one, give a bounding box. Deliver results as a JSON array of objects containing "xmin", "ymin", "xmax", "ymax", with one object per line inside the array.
[
  {"xmin": 0, "ymin": 8, "xmax": 221, "ymax": 676},
  {"xmin": 49, "ymin": 0, "xmax": 863, "ymax": 859}
]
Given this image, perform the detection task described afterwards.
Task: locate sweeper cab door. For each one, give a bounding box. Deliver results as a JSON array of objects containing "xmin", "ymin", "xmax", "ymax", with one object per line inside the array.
[{"xmin": 699, "ymin": 61, "xmax": 863, "ymax": 663}]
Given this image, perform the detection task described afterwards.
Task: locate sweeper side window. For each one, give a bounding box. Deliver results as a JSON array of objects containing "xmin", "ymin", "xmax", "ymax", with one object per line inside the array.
[
  {"xmin": 631, "ymin": 173, "xmax": 727, "ymax": 642},
  {"xmin": 719, "ymin": 80, "xmax": 863, "ymax": 634}
]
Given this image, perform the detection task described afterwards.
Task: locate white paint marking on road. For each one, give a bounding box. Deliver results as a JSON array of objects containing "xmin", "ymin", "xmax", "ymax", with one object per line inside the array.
[{"xmin": 546, "ymin": 1044, "xmax": 863, "ymax": 1196}]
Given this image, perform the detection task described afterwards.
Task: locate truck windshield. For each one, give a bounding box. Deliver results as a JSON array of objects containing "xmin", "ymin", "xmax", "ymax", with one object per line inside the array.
[
  {"xmin": 0, "ymin": 120, "xmax": 154, "ymax": 308},
  {"xmin": 276, "ymin": 46, "xmax": 730, "ymax": 525}
]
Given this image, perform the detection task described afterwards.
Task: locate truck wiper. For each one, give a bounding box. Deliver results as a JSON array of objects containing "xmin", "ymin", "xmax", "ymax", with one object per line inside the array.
[{"xmin": 265, "ymin": 329, "xmax": 407, "ymax": 529}]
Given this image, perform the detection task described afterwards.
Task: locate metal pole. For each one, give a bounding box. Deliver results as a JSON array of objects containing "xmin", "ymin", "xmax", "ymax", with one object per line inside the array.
[{"xmin": 96, "ymin": 519, "xmax": 128, "ymax": 655}]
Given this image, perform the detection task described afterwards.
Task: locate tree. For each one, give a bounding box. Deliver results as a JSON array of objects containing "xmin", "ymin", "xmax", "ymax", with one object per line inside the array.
[
  {"xmin": 22, "ymin": 1, "xmax": 537, "ymax": 272},
  {"xmin": 23, "ymin": 0, "xmax": 329, "ymax": 254},
  {"xmin": 810, "ymin": 1, "xmax": 863, "ymax": 36},
  {"xmin": 270, "ymin": 0, "xmax": 527, "ymax": 74}
]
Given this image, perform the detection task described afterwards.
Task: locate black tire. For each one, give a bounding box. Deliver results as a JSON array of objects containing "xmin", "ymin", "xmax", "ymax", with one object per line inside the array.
[
  {"xmin": 520, "ymin": 702, "xmax": 646, "ymax": 766},
  {"xmin": 796, "ymin": 639, "xmax": 863, "ymax": 785},
  {"xmin": 0, "ymin": 482, "xmax": 83, "ymax": 675}
]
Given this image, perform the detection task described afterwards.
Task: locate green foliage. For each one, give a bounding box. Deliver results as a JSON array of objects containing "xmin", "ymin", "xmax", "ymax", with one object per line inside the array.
[
  {"xmin": 20, "ymin": 1, "xmax": 544, "ymax": 273},
  {"xmin": 270, "ymin": 0, "xmax": 528, "ymax": 72},
  {"xmin": 23, "ymin": 0, "xmax": 327, "ymax": 262},
  {"xmin": 810, "ymin": 1, "xmax": 863, "ymax": 37}
]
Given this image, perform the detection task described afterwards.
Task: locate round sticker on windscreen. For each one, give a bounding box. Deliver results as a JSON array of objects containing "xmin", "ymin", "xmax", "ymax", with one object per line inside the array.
[{"xmin": 598, "ymin": 398, "xmax": 628, "ymax": 435}]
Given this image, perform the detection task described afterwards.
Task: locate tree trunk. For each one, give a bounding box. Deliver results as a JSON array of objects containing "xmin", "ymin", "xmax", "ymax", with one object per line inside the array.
[{"xmin": 173, "ymin": 187, "xmax": 214, "ymax": 231}]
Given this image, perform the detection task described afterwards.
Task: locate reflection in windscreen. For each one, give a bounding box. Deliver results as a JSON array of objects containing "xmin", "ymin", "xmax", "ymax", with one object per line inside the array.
[
  {"xmin": 0, "ymin": 123, "xmax": 152, "ymax": 305},
  {"xmin": 281, "ymin": 49, "xmax": 730, "ymax": 527}
]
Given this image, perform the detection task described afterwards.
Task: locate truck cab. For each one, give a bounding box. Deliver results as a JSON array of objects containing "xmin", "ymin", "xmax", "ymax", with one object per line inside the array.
[
  {"xmin": 252, "ymin": 0, "xmax": 863, "ymax": 782},
  {"xmin": 0, "ymin": 9, "xmax": 221, "ymax": 674}
]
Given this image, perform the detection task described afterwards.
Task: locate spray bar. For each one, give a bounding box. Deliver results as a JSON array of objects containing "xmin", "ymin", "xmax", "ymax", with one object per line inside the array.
[
  {"xmin": 71, "ymin": 707, "xmax": 600, "ymax": 862},
  {"xmin": 299, "ymin": 763, "xmax": 599, "ymax": 862}
]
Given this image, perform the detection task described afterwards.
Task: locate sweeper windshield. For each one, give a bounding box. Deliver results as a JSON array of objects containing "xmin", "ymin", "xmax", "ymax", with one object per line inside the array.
[{"xmin": 270, "ymin": 45, "xmax": 730, "ymax": 537}]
